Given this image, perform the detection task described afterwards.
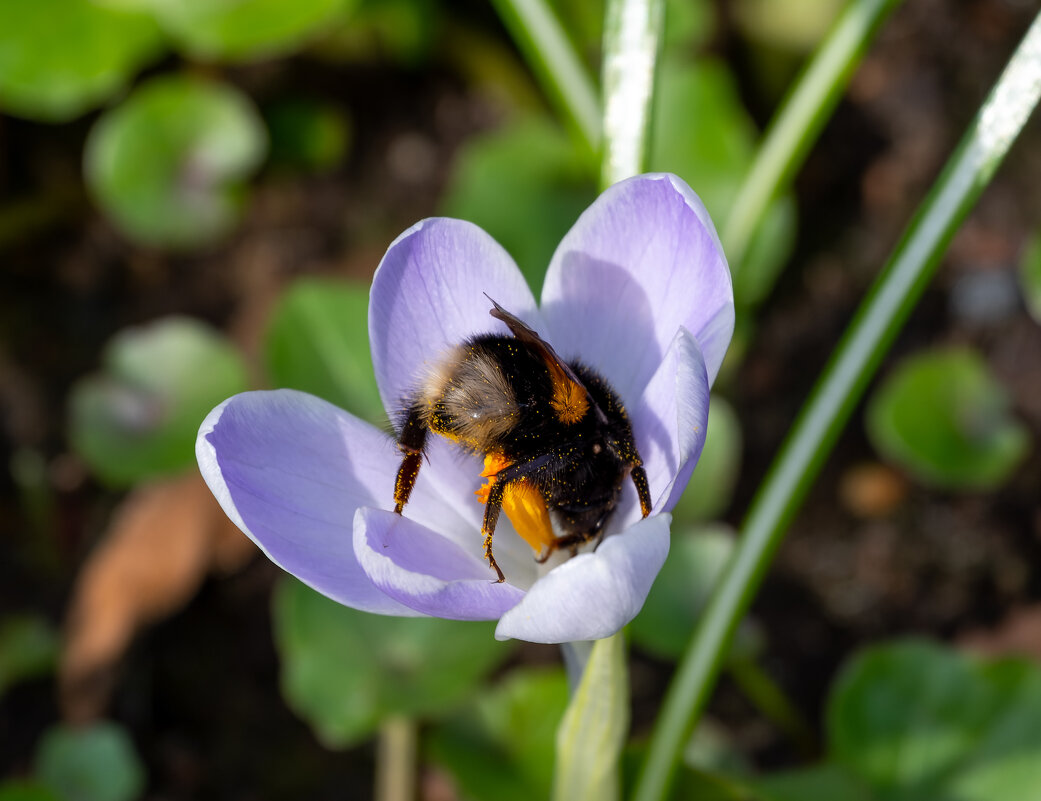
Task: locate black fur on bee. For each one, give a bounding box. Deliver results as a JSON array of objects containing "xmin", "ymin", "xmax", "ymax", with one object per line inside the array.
[{"xmin": 393, "ymin": 297, "xmax": 652, "ymax": 582}]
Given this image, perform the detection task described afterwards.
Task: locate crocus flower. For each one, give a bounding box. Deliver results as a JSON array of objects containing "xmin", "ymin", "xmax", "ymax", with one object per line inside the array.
[{"xmin": 196, "ymin": 173, "xmax": 733, "ymax": 644}]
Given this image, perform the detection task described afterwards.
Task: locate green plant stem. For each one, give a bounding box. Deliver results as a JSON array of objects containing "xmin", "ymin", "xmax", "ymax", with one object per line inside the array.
[
  {"xmin": 633, "ymin": 13, "xmax": 1041, "ymax": 801},
  {"xmin": 727, "ymin": 658, "xmax": 816, "ymax": 758},
  {"xmin": 722, "ymin": 0, "xmax": 901, "ymax": 270},
  {"xmin": 490, "ymin": 0, "xmax": 601, "ymax": 157},
  {"xmin": 375, "ymin": 716, "xmax": 417, "ymax": 801},
  {"xmin": 599, "ymin": 0, "xmax": 664, "ymax": 189}
]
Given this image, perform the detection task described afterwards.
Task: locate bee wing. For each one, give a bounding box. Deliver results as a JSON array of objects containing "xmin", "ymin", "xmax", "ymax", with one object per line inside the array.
[{"xmin": 486, "ymin": 295, "xmax": 603, "ymax": 425}]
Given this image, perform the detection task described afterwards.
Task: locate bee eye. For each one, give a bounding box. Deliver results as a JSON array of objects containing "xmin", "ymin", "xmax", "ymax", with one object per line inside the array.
[{"xmin": 591, "ymin": 442, "xmax": 603, "ymax": 455}]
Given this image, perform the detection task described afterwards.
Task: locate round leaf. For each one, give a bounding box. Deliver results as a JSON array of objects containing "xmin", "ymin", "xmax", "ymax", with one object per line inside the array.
[
  {"xmin": 272, "ymin": 577, "xmax": 512, "ymax": 748},
  {"xmin": 263, "ymin": 278, "xmax": 383, "ymax": 423},
  {"xmin": 829, "ymin": 641, "xmax": 992, "ymax": 791},
  {"xmin": 85, "ymin": 75, "xmax": 267, "ymax": 249},
  {"xmin": 69, "ymin": 317, "xmax": 249, "ymax": 486},
  {"xmin": 155, "ymin": 0, "xmax": 351, "ymax": 61},
  {"xmin": 828, "ymin": 641, "xmax": 1041, "ymax": 799},
  {"xmin": 866, "ymin": 347, "xmax": 1030, "ymax": 489},
  {"xmin": 0, "ymin": 0, "xmax": 161, "ymax": 122},
  {"xmin": 35, "ymin": 722, "xmax": 145, "ymax": 801}
]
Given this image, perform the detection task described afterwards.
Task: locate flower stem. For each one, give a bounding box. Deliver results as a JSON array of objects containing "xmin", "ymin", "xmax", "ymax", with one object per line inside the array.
[
  {"xmin": 490, "ymin": 0, "xmax": 601, "ymax": 157},
  {"xmin": 632, "ymin": 13, "xmax": 1041, "ymax": 801},
  {"xmin": 722, "ymin": 0, "xmax": 901, "ymax": 271},
  {"xmin": 554, "ymin": 633, "xmax": 629, "ymax": 801},
  {"xmin": 599, "ymin": 0, "xmax": 665, "ymax": 189},
  {"xmin": 375, "ymin": 715, "xmax": 417, "ymax": 801}
]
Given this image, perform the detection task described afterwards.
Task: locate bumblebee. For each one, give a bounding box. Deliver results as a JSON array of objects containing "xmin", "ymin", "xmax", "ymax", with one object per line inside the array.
[{"xmin": 392, "ymin": 298, "xmax": 652, "ymax": 582}]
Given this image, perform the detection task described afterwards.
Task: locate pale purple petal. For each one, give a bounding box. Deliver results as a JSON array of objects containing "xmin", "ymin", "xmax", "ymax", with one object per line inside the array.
[
  {"xmin": 354, "ymin": 507, "xmax": 525, "ymax": 620},
  {"xmin": 369, "ymin": 217, "xmax": 541, "ymax": 416},
  {"xmin": 494, "ymin": 514, "xmax": 671, "ymax": 643},
  {"xmin": 541, "ymin": 173, "xmax": 733, "ymax": 403},
  {"xmin": 197, "ymin": 390, "xmax": 470, "ymax": 615},
  {"xmin": 631, "ymin": 327, "xmax": 710, "ymax": 517}
]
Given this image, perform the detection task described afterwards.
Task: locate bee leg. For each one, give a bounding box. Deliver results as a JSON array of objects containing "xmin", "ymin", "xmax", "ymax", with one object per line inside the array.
[
  {"xmin": 480, "ymin": 454, "xmax": 558, "ymax": 581},
  {"xmin": 630, "ymin": 464, "xmax": 652, "ymax": 518},
  {"xmin": 394, "ymin": 403, "xmax": 428, "ymax": 514}
]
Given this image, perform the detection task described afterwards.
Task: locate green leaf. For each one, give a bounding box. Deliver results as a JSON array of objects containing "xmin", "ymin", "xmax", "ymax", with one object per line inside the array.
[
  {"xmin": 752, "ymin": 763, "xmax": 872, "ymax": 801},
  {"xmin": 155, "ymin": 0, "xmax": 353, "ymax": 61},
  {"xmin": 316, "ymin": 0, "xmax": 437, "ymax": 65},
  {"xmin": 553, "ymin": 633, "xmax": 628, "ymax": 801},
  {"xmin": 428, "ymin": 667, "xmax": 570, "ymax": 801},
  {"xmin": 85, "ymin": 74, "xmax": 267, "ymax": 249},
  {"xmin": 0, "ymin": 782, "xmax": 61, "ymax": 801},
  {"xmin": 1019, "ymin": 229, "xmax": 1041, "ymax": 325},
  {"xmin": 648, "ymin": 56, "xmax": 796, "ymax": 301},
  {"xmin": 440, "ymin": 116, "xmax": 597, "ymax": 293},
  {"xmin": 827, "ymin": 641, "xmax": 1041, "ymax": 800},
  {"xmin": 0, "ymin": 0, "xmax": 161, "ymax": 122},
  {"xmin": 866, "ymin": 347, "xmax": 1030, "ymax": 489},
  {"xmin": 672, "ymin": 396, "xmax": 743, "ymax": 523},
  {"xmin": 69, "ymin": 317, "xmax": 249, "ymax": 486},
  {"xmin": 478, "ymin": 668, "xmax": 570, "ymax": 793},
  {"xmin": 0, "ymin": 615, "xmax": 59, "ymax": 697},
  {"xmin": 272, "ymin": 577, "xmax": 511, "ymax": 748},
  {"xmin": 630, "ymin": 526, "xmax": 735, "ymax": 661},
  {"xmin": 944, "ymin": 660, "xmax": 1041, "ymax": 801},
  {"xmin": 829, "ymin": 640, "xmax": 989, "ymax": 791},
  {"xmin": 263, "ymin": 278, "xmax": 383, "ymax": 423},
  {"xmin": 36, "ymin": 722, "xmax": 145, "ymax": 801}
]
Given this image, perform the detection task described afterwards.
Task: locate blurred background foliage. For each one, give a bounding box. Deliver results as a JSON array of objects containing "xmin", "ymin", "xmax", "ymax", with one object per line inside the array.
[{"xmin": 2, "ymin": 0, "xmax": 1040, "ymax": 799}]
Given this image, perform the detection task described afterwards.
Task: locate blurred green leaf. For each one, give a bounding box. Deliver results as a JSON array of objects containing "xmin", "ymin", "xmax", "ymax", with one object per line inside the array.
[
  {"xmin": 752, "ymin": 763, "xmax": 871, "ymax": 801},
  {"xmin": 266, "ymin": 100, "xmax": 351, "ymax": 173},
  {"xmin": 630, "ymin": 526, "xmax": 734, "ymax": 661},
  {"xmin": 829, "ymin": 641, "xmax": 1041, "ymax": 799},
  {"xmin": 829, "ymin": 640, "xmax": 988, "ymax": 791},
  {"xmin": 866, "ymin": 347, "xmax": 1029, "ymax": 489},
  {"xmin": 0, "ymin": 0, "xmax": 161, "ymax": 122},
  {"xmin": 317, "ymin": 0, "xmax": 437, "ymax": 65},
  {"xmin": 272, "ymin": 577, "xmax": 511, "ymax": 748},
  {"xmin": 0, "ymin": 615, "xmax": 59, "ymax": 697},
  {"xmin": 0, "ymin": 782, "xmax": 61, "ymax": 801},
  {"xmin": 478, "ymin": 668, "xmax": 569, "ymax": 793},
  {"xmin": 85, "ymin": 75, "xmax": 267, "ymax": 249},
  {"xmin": 648, "ymin": 56, "xmax": 796, "ymax": 304},
  {"xmin": 673, "ymin": 395, "xmax": 742, "ymax": 523},
  {"xmin": 36, "ymin": 722, "xmax": 145, "ymax": 801},
  {"xmin": 264, "ymin": 278, "xmax": 383, "ymax": 423},
  {"xmin": 1019, "ymin": 229, "xmax": 1041, "ymax": 325},
  {"xmin": 553, "ymin": 633, "xmax": 628, "ymax": 801},
  {"xmin": 69, "ymin": 317, "xmax": 249, "ymax": 486},
  {"xmin": 155, "ymin": 0, "xmax": 353, "ymax": 61},
  {"xmin": 440, "ymin": 116, "xmax": 597, "ymax": 293},
  {"xmin": 429, "ymin": 667, "xmax": 569, "ymax": 801}
]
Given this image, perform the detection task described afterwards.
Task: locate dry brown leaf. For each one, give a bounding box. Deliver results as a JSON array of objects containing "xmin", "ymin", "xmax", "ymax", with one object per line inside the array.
[{"xmin": 60, "ymin": 472, "xmax": 254, "ymax": 722}]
